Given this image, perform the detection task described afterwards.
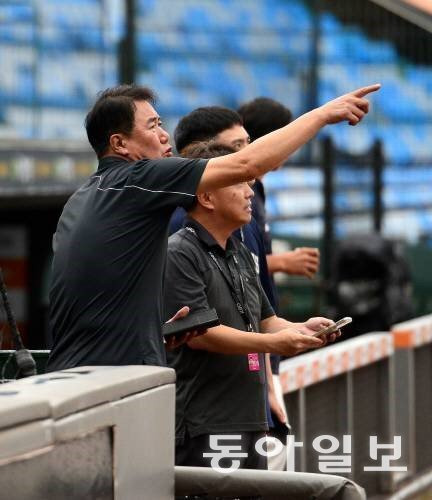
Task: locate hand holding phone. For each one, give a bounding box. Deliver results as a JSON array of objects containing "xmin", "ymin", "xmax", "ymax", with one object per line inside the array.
[{"xmin": 313, "ymin": 317, "xmax": 352, "ymax": 338}]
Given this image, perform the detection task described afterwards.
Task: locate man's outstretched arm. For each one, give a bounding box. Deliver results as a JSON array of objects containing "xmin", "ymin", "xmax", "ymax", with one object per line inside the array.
[{"xmin": 197, "ymin": 84, "xmax": 381, "ymax": 193}]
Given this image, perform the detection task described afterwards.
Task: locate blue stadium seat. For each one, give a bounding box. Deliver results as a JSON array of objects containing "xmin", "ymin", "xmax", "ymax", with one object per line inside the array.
[
  {"xmin": 1, "ymin": 0, "xmax": 431, "ymax": 245},
  {"xmin": 0, "ymin": 3, "xmax": 34, "ymax": 24}
]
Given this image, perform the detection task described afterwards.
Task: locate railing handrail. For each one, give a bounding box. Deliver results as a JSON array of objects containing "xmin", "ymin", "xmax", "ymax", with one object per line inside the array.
[
  {"xmin": 279, "ymin": 332, "xmax": 393, "ymax": 393},
  {"xmin": 391, "ymin": 313, "xmax": 432, "ymax": 348}
]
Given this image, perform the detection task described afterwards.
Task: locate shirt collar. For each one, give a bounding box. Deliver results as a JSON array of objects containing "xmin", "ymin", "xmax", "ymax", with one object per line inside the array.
[
  {"xmin": 97, "ymin": 155, "xmax": 133, "ymax": 173},
  {"xmin": 183, "ymin": 216, "xmax": 238, "ymax": 256}
]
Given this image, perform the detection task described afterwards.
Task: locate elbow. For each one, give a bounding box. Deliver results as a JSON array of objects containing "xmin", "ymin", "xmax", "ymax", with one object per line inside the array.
[{"xmin": 237, "ymin": 156, "xmax": 260, "ymax": 181}]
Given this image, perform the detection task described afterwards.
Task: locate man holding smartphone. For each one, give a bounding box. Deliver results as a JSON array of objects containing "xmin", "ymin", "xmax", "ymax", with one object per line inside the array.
[{"xmin": 164, "ymin": 142, "xmax": 341, "ymax": 470}]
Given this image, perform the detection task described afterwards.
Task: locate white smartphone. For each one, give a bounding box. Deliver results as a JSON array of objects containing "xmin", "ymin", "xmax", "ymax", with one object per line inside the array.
[{"xmin": 313, "ymin": 317, "xmax": 353, "ymax": 338}]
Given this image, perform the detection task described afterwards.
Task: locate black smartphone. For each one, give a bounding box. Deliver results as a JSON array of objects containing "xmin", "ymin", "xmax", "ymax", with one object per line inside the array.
[{"xmin": 162, "ymin": 308, "xmax": 220, "ymax": 339}]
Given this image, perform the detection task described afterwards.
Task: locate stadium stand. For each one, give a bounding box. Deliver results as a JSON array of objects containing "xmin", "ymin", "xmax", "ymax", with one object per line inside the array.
[
  {"xmin": 1, "ymin": 0, "xmax": 432, "ymax": 243},
  {"xmin": 137, "ymin": 0, "xmax": 432, "ymax": 243},
  {"xmin": 0, "ymin": 0, "xmax": 117, "ymax": 139}
]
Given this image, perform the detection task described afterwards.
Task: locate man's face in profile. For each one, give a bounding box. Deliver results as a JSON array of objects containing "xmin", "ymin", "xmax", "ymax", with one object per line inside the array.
[{"xmin": 121, "ymin": 101, "xmax": 173, "ymax": 160}]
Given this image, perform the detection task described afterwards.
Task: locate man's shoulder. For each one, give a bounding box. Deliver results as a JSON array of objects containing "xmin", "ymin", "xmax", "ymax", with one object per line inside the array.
[
  {"xmin": 166, "ymin": 229, "xmax": 207, "ymax": 277},
  {"xmin": 131, "ymin": 156, "xmax": 207, "ymax": 198},
  {"xmin": 134, "ymin": 156, "xmax": 206, "ymax": 170},
  {"xmin": 168, "ymin": 228, "xmax": 201, "ymax": 253}
]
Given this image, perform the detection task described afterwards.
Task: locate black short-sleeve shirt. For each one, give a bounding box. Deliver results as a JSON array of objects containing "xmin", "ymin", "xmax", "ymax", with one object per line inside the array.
[
  {"xmin": 164, "ymin": 218, "xmax": 274, "ymax": 440},
  {"xmin": 47, "ymin": 155, "xmax": 207, "ymax": 371}
]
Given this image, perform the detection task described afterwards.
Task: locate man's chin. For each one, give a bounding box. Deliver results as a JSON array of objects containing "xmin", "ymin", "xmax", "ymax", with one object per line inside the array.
[{"xmin": 240, "ymin": 214, "xmax": 252, "ymax": 225}]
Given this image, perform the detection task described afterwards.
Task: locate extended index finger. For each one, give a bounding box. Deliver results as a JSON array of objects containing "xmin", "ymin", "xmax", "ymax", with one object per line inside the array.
[{"xmin": 352, "ymin": 83, "xmax": 381, "ymax": 98}]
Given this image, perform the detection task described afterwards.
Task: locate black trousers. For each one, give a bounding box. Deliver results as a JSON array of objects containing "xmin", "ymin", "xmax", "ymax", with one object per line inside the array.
[{"xmin": 176, "ymin": 431, "xmax": 267, "ymax": 500}]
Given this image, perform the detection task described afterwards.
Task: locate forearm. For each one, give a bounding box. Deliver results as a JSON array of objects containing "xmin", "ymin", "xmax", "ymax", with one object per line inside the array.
[
  {"xmin": 187, "ymin": 318, "xmax": 325, "ymax": 357},
  {"xmin": 236, "ymin": 110, "xmax": 325, "ymax": 177},
  {"xmin": 261, "ymin": 315, "xmax": 296, "ymax": 334},
  {"xmin": 199, "ymin": 111, "xmax": 326, "ymax": 192},
  {"xmin": 200, "ymin": 85, "xmax": 379, "ymax": 191},
  {"xmin": 187, "ymin": 324, "xmax": 274, "ymax": 354},
  {"xmin": 266, "ymin": 253, "xmax": 282, "ymax": 273}
]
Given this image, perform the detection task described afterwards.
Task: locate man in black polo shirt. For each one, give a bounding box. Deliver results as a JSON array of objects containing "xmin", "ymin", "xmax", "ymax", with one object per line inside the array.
[
  {"xmin": 164, "ymin": 142, "xmax": 340, "ymax": 470},
  {"xmin": 172, "ymin": 106, "xmax": 318, "ymax": 470},
  {"xmin": 47, "ymin": 83, "xmax": 380, "ymax": 371}
]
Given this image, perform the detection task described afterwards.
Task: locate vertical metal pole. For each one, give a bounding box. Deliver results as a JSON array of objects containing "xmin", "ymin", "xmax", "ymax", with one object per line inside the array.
[
  {"xmin": 322, "ymin": 136, "xmax": 334, "ymax": 284},
  {"xmin": 304, "ymin": 0, "xmax": 320, "ymax": 162},
  {"xmin": 298, "ymin": 388, "xmax": 307, "ymax": 472},
  {"xmin": 118, "ymin": 0, "xmax": 136, "ymax": 84},
  {"xmin": 32, "ymin": 0, "xmax": 39, "ymax": 138},
  {"xmin": 372, "ymin": 139, "xmax": 384, "ymax": 233},
  {"xmin": 346, "ymin": 371, "xmax": 354, "ymax": 480},
  {"xmin": 308, "ymin": 0, "xmax": 320, "ymax": 113},
  {"xmin": 394, "ymin": 349, "xmax": 416, "ymax": 478}
]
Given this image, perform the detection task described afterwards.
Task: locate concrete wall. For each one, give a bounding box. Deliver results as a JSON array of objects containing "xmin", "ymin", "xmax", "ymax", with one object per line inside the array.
[{"xmin": 0, "ymin": 365, "xmax": 176, "ymax": 500}]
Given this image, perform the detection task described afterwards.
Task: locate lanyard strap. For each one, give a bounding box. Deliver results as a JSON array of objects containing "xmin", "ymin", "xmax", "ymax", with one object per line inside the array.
[
  {"xmin": 207, "ymin": 251, "xmax": 254, "ymax": 332},
  {"xmin": 185, "ymin": 226, "xmax": 254, "ymax": 332}
]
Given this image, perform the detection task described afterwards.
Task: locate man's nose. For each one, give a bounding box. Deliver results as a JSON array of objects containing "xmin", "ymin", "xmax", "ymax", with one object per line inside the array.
[
  {"xmin": 159, "ymin": 127, "xmax": 170, "ymax": 143},
  {"xmin": 246, "ymin": 184, "xmax": 255, "ymax": 198}
]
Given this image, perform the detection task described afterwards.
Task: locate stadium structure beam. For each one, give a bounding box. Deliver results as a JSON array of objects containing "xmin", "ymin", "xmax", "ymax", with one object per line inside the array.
[{"xmin": 118, "ymin": 0, "xmax": 137, "ymax": 83}]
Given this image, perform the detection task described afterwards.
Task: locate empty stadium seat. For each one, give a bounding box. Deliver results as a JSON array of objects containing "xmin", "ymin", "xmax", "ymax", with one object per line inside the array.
[{"xmin": 1, "ymin": 0, "xmax": 431, "ymax": 244}]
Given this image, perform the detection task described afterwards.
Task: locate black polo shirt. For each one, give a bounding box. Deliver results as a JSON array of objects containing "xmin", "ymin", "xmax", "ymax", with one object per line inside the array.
[
  {"xmin": 47, "ymin": 155, "xmax": 207, "ymax": 371},
  {"xmin": 164, "ymin": 217, "xmax": 274, "ymax": 441}
]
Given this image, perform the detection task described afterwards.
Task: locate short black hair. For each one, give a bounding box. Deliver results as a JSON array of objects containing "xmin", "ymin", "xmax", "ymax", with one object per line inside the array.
[
  {"xmin": 85, "ymin": 84, "xmax": 156, "ymax": 158},
  {"xmin": 182, "ymin": 141, "xmax": 236, "ymax": 160},
  {"xmin": 174, "ymin": 106, "xmax": 242, "ymax": 155},
  {"xmin": 237, "ymin": 97, "xmax": 293, "ymax": 141}
]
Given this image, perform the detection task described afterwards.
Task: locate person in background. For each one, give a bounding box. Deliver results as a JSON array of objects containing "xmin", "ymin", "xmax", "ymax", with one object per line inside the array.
[{"xmin": 238, "ymin": 96, "xmax": 320, "ymax": 279}]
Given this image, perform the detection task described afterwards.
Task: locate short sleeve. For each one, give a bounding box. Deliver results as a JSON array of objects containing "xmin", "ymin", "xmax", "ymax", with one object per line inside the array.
[
  {"xmin": 164, "ymin": 235, "xmax": 210, "ymax": 321},
  {"xmin": 131, "ymin": 157, "xmax": 208, "ymax": 212},
  {"xmin": 260, "ymin": 281, "xmax": 275, "ymax": 321}
]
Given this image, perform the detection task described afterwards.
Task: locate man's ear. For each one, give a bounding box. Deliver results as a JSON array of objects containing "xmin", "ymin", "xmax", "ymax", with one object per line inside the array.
[
  {"xmin": 109, "ymin": 134, "xmax": 129, "ymax": 156},
  {"xmin": 196, "ymin": 192, "xmax": 214, "ymax": 211}
]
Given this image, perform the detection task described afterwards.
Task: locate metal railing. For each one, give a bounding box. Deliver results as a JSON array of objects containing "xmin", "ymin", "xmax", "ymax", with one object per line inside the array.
[
  {"xmin": 391, "ymin": 314, "xmax": 432, "ymax": 480},
  {"xmin": 280, "ymin": 333, "xmax": 394, "ymax": 497},
  {"xmin": 280, "ymin": 317, "xmax": 432, "ymax": 497}
]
